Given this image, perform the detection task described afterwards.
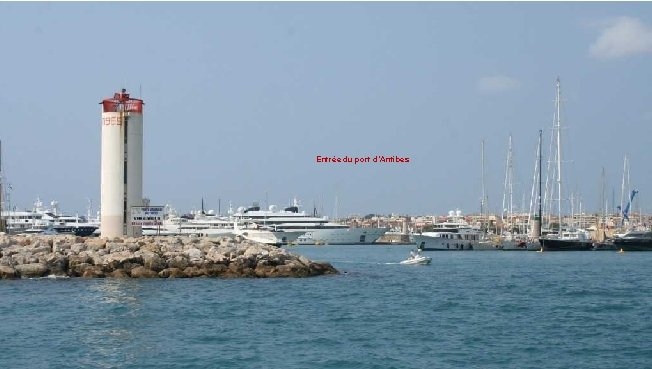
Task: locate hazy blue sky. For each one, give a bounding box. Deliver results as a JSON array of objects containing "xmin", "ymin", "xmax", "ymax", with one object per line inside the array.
[{"xmin": 1, "ymin": 2, "xmax": 651, "ymax": 217}]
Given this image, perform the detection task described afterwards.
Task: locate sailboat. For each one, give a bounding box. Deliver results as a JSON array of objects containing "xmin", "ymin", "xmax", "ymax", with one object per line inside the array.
[
  {"xmin": 498, "ymin": 135, "xmax": 528, "ymax": 250},
  {"xmin": 539, "ymin": 78, "xmax": 593, "ymax": 251},
  {"xmin": 475, "ymin": 139, "xmax": 502, "ymax": 250},
  {"xmin": 500, "ymin": 132, "xmax": 544, "ymax": 251}
]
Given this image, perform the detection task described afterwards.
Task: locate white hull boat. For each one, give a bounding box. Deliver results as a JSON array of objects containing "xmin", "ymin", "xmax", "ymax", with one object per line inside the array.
[
  {"xmin": 400, "ymin": 254, "xmax": 432, "ymax": 265},
  {"xmin": 297, "ymin": 227, "xmax": 388, "ymax": 245}
]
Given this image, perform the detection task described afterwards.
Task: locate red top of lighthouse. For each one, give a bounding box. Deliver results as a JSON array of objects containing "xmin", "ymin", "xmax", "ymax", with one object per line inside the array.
[{"xmin": 101, "ymin": 88, "xmax": 144, "ymax": 113}]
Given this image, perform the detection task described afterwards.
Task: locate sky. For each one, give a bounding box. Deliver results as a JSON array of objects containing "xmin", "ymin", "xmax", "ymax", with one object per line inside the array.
[{"xmin": 1, "ymin": 2, "xmax": 651, "ymax": 218}]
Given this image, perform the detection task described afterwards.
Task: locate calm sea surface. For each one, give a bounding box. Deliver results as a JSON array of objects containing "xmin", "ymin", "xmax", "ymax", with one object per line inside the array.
[{"xmin": 1, "ymin": 245, "xmax": 651, "ymax": 369}]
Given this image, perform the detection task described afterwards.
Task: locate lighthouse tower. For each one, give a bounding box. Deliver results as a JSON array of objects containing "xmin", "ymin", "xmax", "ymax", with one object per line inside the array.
[{"xmin": 100, "ymin": 89, "xmax": 144, "ymax": 238}]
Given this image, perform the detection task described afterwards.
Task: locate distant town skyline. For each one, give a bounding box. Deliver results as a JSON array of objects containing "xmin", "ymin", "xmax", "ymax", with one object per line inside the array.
[{"xmin": 1, "ymin": 2, "xmax": 651, "ymax": 217}]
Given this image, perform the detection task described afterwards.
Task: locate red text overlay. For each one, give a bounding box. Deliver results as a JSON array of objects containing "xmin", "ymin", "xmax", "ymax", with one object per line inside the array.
[{"xmin": 316, "ymin": 155, "xmax": 410, "ymax": 164}]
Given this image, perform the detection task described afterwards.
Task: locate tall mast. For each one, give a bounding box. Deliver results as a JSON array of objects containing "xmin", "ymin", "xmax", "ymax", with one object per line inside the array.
[
  {"xmin": 538, "ymin": 129, "xmax": 543, "ymax": 226},
  {"xmin": 601, "ymin": 167, "xmax": 606, "ymax": 228},
  {"xmin": 508, "ymin": 135, "xmax": 514, "ymax": 228},
  {"xmin": 555, "ymin": 77, "xmax": 563, "ymax": 236},
  {"xmin": 501, "ymin": 134, "xmax": 514, "ymax": 234},
  {"xmin": 620, "ymin": 155, "xmax": 626, "ymax": 222},
  {"xmin": 481, "ymin": 139, "xmax": 486, "ymax": 230}
]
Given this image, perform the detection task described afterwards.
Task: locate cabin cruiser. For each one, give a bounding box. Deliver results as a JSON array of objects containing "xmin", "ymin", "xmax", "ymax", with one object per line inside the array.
[{"xmin": 412, "ymin": 210, "xmax": 482, "ymax": 251}]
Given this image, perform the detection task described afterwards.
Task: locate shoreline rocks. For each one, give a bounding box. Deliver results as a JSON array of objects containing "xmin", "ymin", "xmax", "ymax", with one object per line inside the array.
[{"xmin": 0, "ymin": 234, "xmax": 338, "ymax": 279}]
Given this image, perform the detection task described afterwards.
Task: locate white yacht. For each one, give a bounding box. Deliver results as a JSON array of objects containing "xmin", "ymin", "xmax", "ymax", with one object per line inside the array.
[
  {"xmin": 140, "ymin": 204, "xmax": 235, "ymax": 237},
  {"xmin": 141, "ymin": 199, "xmax": 388, "ymax": 246},
  {"xmin": 411, "ymin": 210, "xmax": 482, "ymax": 251},
  {"xmin": 1, "ymin": 198, "xmax": 98, "ymax": 236},
  {"xmin": 231, "ymin": 200, "xmax": 388, "ymax": 245}
]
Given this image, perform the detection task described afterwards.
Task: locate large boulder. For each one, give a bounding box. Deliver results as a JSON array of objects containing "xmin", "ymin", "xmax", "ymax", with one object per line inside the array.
[
  {"xmin": 130, "ymin": 266, "xmax": 158, "ymax": 278},
  {"xmin": 68, "ymin": 254, "xmax": 93, "ymax": 270},
  {"xmin": 205, "ymin": 247, "xmax": 230, "ymax": 263},
  {"xmin": 84, "ymin": 238, "xmax": 107, "ymax": 250},
  {"xmin": 81, "ymin": 265, "xmax": 105, "ymax": 278},
  {"xmin": 182, "ymin": 266, "xmax": 205, "ymax": 278},
  {"xmin": 0, "ymin": 265, "xmax": 17, "ymax": 279},
  {"xmin": 309, "ymin": 262, "xmax": 338, "ymax": 276},
  {"xmin": 44, "ymin": 254, "xmax": 69, "ymax": 276},
  {"xmin": 109, "ymin": 269, "xmax": 130, "ymax": 278},
  {"xmin": 106, "ymin": 242, "xmax": 127, "ymax": 253},
  {"xmin": 53, "ymin": 242, "xmax": 72, "ymax": 254},
  {"xmin": 184, "ymin": 248, "xmax": 203, "ymax": 262},
  {"xmin": 166, "ymin": 255, "xmax": 189, "ymax": 269},
  {"xmin": 70, "ymin": 243, "xmax": 88, "ymax": 254},
  {"xmin": 101, "ymin": 251, "xmax": 143, "ymax": 270},
  {"xmin": 140, "ymin": 242, "xmax": 161, "ymax": 254},
  {"xmin": 15, "ymin": 263, "xmax": 48, "ymax": 278},
  {"xmin": 254, "ymin": 264, "xmax": 278, "ymax": 278},
  {"xmin": 159, "ymin": 268, "xmax": 186, "ymax": 278},
  {"xmin": 0, "ymin": 236, "xmax": 14, "ymax": 249},
  {"xmin": 140, "ymin": 251, "xmax": 166, "ymax": 272}
]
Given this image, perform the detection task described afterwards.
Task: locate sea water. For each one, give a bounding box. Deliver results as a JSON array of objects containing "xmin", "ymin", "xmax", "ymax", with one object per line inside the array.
[{"xmin": 1, "ymin": 245, "xmax": 651, "ymax": 369}]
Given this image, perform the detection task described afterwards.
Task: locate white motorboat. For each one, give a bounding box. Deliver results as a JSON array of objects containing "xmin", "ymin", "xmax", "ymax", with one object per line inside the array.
[{"xmin": 400, "ymin": 251, "xmax": 432, "ymax": 265}]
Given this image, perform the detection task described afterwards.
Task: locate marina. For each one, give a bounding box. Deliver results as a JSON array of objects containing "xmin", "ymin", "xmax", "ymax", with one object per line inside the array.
[{"xmin": 2, "ymin": 3, "xmax": 652, "ymax": 368}]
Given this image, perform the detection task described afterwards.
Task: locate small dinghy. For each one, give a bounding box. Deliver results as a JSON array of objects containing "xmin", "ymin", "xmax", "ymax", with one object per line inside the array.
[{"xmin": 400, "ymin": 250, "xmax": 432, "ymax": 265}]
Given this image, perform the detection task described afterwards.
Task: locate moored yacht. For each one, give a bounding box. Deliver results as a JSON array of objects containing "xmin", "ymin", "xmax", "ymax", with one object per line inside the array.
[
  {"xmin": 232, "ymin": 199, "xmax": 387, "ymax": 245},
  {"xmin": 1, "ymin": 198, "xmax": 98, "ymax": 236},
  {"xmin": 412, "ymin": 210, "xmax": 482, "ymax": 251},
  {"xmin": 539, "ymin": 228, "xmax": 594, "ymax": 251},
  {"xmin": 612, "ymin": 230, "xmax": 652, "ymax": 251}
]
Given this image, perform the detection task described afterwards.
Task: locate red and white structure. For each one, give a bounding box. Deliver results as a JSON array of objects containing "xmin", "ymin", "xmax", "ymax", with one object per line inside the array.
[{"xmin": 100, "ymin": 89, "xmax": 144, "ymax": 238}]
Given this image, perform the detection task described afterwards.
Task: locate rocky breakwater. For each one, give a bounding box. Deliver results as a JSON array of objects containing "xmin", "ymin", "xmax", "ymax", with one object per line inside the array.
[{"xmin": 0, "ymin": 235, "xmax": 338, "ymax": 279}]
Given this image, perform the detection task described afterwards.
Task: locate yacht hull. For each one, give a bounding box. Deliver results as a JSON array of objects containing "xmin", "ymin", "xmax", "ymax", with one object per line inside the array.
[
  {"xmin": 53, "ymin": 225, "xmax": 98, "ymax": 237},
  {"xmin": 297, "ymin": 228, "xmax": 388, "ymax": 245},
  {"xmin": 612, "ymin": 239, "xmax": 652, "ymax": 251},
  {"xmin": 539, "ymin": 238, "xmax": 593, "ymax": 251},
  {"xmin": 413, "ymin": 234, "xmax": 478, "ymax": 251},
  {"xmin": 235, "ymin": 229, "xmax": 304, "ymax": 246}
]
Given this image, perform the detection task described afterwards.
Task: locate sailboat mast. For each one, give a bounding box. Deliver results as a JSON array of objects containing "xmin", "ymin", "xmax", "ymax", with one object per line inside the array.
[
  {"xmin": 555, "ymin": 77, "xmax": 563, "ymax": 236},
  {"xmin": 601, "ymin": 167, "xmax": 606, "ymax": 228},
  {"xmin": 620, "ymin": 155, "xmax": 627, "ymax": 223},
  {"xmin": 501, "ymin": 135, "xmax": 511, "ymax": 233},
  {"xmin": 538, "ymin": 129, "xmax": 543, "ymax": 226},
  {"xmin": 481, "ymin": 139, "xmax": 486, "ymax": 230},
  {"xmin": 508, "ymin": 135, "xmax": 514, "ymax": 228}
]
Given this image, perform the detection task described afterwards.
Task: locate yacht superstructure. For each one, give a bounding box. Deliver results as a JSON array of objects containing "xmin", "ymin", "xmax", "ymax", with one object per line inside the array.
[
  {"xmin": 231, "ymin": 200, "xmax": 388, "ymax": 245},
  {"xmin": 1, "ymin": 198, "xmax": 98, "ymax": 236},
  {"xmin": 412, "ymin": 210, "xmax": 482, "ymax": 251}
]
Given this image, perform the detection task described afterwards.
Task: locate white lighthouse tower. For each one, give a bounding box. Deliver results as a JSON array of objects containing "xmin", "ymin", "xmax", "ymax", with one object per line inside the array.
[{"xmin": 100, "ymin": 89, "xmax": 144, "ymax": 238}]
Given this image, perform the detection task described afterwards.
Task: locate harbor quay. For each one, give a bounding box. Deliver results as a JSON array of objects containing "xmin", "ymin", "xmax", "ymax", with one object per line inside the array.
[
  {"xmin": 0, "ymin": 234, "xmax": 338, "ymax": 279},
  {"xmin": 345, "ymin": 211, "xmax": 652, "ymax": 240}
]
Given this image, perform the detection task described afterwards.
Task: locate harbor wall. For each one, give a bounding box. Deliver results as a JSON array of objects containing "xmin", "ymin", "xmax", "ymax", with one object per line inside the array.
[{"xmin": 0, "ymin": 235, "xmax": 337, "ymax": 279}]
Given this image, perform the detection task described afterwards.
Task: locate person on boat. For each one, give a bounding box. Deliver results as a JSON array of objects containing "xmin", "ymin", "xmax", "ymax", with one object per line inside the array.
[{"xmin": 410, "ymin": 250, "xmax": 416, "ymax": 258}]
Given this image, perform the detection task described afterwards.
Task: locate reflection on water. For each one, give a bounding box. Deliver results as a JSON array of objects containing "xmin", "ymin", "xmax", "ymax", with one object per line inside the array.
[
  {"xmin": 77, "ymin": 279, "xmax": 159, "ymax": 368},
  {"xmin": 86, "ymin": 278, "xmax": 141, "ymax": 307}
]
